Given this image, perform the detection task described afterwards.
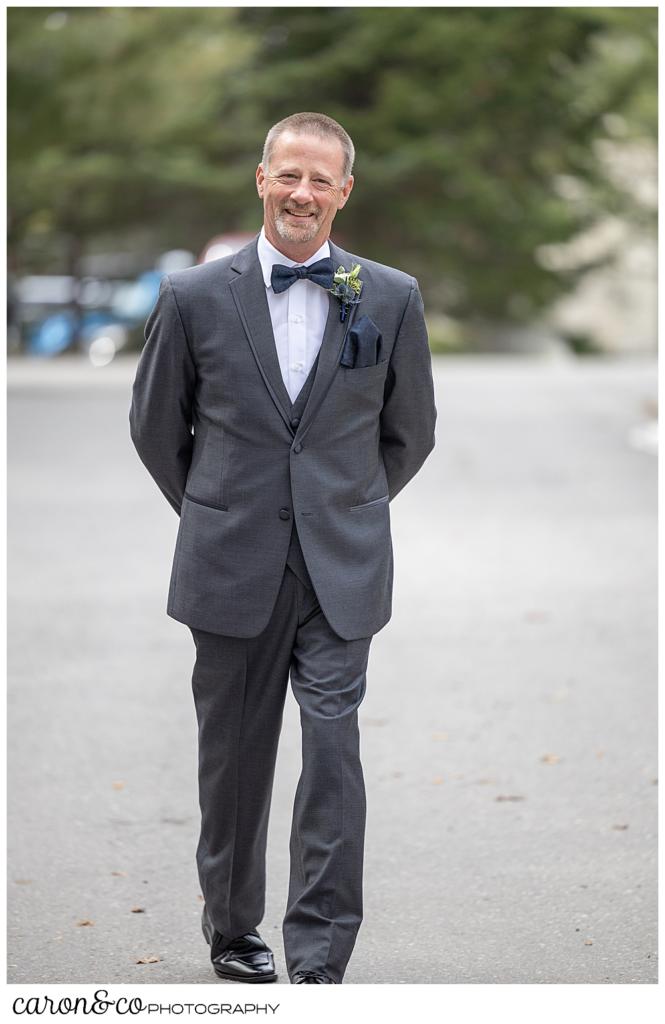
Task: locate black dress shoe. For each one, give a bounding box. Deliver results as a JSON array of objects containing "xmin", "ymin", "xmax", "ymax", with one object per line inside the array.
[
  {"xmin": 201, "ymin": 905, "xmax": 277, "ymax": 983},
  {"xmin": 292, "ymin": 970, "xmax": 334, "ymax": 984}
]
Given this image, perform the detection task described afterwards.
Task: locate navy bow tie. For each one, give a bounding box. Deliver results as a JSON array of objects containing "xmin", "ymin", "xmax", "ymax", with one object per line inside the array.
[{"xmin": 270, "ymin": 257, "xmax": 335, "ymax": 294}]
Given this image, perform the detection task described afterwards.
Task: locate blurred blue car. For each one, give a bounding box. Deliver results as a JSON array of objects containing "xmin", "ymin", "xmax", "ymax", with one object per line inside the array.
[{"xmin": 27, "ymin": 269, "xmax": 165, "ymax": 357}]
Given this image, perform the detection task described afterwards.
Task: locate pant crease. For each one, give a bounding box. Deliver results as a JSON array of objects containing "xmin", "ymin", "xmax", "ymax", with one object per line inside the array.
[{"xmin": 225, "ymin": 638, "xmax": 248, "ymax": 938}]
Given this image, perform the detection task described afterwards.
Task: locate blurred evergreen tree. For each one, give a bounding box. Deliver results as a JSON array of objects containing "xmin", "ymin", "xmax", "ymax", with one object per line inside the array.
[
  {"xmin": 228, "ymin": 6, "xmax": 656, "ymax": 318},
  {"xmin": 7, "ymin": 6, "xmax": 256, "ymax": 275},
  {"xmin": 8, "ymin": 6, "xmax": 656, "ymax": 324}
]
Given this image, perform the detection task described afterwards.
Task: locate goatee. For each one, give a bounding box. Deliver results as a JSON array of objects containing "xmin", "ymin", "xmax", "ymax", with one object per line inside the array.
[{"xmin": 274, "ymin": 210, "xmax": 320, "ymax": 243}]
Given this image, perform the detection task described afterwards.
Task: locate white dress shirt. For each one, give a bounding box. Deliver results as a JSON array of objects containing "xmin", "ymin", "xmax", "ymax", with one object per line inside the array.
[{"xmin": 257, "ymin": 226, "xmax": 331, "ymax": 404}]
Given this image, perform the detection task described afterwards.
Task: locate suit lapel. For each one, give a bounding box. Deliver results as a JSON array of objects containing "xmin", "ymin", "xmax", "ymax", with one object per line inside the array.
[
  {"xmin": 295, "ymin": 239, "xmax": 361, "ymax": 440},
  {"xmin": 228, "ymin": 234, "xmax": 361, "ymax": 439},
  {"xmin": 229, "ymin": 236, "xmax": 294, "ymax": 430}
]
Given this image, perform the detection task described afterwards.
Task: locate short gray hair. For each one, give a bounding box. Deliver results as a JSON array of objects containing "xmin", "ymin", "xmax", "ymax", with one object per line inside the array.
[{"xmin": 261, "ymin": 112, "xmax": 355, "ymax": 184}]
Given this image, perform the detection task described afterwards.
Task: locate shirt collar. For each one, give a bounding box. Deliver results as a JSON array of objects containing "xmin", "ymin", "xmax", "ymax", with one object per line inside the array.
[{"xmin": 257, "ymin": 226, "xmax": 331, "ymax": 289}]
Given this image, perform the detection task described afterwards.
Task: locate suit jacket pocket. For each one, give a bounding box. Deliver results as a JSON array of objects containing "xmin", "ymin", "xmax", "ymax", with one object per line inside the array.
[
  {"xmin": 349, "ymin": 494, "xmax": 389, "ymax": 511},
  {"xmin": 184, "ymin": 491, "xmax": 229, "ymax": 512},
  {"xmin": 342, "ymin": 359, "xmax": 388, "ymax": 384}
]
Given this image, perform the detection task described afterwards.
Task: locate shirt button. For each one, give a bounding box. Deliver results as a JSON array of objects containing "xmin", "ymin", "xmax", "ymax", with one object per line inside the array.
[
  {"xmin": 290, "ymin": 314, "xmax": 304, "ymax": 324},
  {"xmin": 290, "ymin": 417, "xmax": 300, "ymax": 427},
  {"xmin": 293, "ymin": 443, "xmax": 303, "ymax": 454},
  {"xmin": 291, "ymin": 362, "xmax": 304, "ymax": 372},
  {"xmin": 279, "ymin": 508, "xmax": 291, "ymax": 520}
]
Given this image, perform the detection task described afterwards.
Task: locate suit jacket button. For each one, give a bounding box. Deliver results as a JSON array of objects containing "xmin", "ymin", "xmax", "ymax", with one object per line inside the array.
[
  {"xmin": 293, "ymin": 442, "xmax": 303, "ymax": 453},
  {"xmin": 279, "ymin": 508, "xmax": 291, "ymax": 520},
  {"xmin": 290, "ymin": 417, "xmax": 300, "ymax": 427}
]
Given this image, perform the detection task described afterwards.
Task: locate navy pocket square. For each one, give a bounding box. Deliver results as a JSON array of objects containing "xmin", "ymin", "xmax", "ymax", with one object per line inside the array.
[{"xmin": 340, "ymin": 315, "xmax": 383, "ymax": 368}]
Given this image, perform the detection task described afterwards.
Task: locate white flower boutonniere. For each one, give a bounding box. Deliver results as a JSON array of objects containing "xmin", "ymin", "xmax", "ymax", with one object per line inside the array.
[{"xmin": 329, "ymin": 263, "xmax": 363, "ymax": 322}]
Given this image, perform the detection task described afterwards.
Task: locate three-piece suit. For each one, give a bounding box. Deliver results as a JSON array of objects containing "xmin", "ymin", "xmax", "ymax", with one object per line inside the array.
[{"xmin": 129, "ymin": 230, "xmax": 437, "ymax": 982}]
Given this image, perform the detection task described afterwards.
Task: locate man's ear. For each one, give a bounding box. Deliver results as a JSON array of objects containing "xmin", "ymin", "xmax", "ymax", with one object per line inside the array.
[
  {"xmin": 256, "ymin": 164, "xmax": 265, "ymax": 198},
  {"xmin": 338, "ymin": 175, "xmax": 354, "ymax": 209}
]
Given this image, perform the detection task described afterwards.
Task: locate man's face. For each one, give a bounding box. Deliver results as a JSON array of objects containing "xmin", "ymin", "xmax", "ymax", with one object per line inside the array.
[{"xmin": 256, "ymin": 131, "xmax": 354, "ymax": 251}]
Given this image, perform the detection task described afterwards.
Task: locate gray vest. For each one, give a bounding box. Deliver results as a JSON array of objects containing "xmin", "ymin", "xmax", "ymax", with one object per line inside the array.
[{"xmin": 284, "ymin": 354, "xmax": 319, "ymax": 590}]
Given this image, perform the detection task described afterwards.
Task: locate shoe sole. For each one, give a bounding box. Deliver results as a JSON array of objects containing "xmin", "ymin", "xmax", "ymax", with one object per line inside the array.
[{"xmin": 212, "ymin": 966, "xmax": 278, "ymax": 983}]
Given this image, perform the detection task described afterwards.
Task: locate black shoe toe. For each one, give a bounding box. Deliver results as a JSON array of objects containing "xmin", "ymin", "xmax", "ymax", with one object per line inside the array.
[
  {"xmin": 292, "ymin": 970, "xmax": 334, "ymax": 984},
  {"xmin": 202, "ymin": 905, "xmax": 277, "ymax": 983}
]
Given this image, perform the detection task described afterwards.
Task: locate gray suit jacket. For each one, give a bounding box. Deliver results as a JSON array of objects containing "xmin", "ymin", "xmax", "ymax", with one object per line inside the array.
[{"xmin": 129, "ymin": 233, "xmax": 437, "ymax": 640}]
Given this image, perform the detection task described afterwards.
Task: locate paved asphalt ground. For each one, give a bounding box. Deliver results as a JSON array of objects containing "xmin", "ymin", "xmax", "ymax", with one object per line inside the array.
[{"xmin": 7, "ymin": 354, "xmax": 657, "ymax": 985}]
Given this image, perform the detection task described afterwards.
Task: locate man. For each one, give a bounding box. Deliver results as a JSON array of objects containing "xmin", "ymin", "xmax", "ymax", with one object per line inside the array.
[{"xmin": 130, "ymin": 112, "xmax": 437, "ymax": 984}]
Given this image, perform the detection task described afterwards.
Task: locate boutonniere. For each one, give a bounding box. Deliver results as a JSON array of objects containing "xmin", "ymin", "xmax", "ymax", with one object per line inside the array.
[{"xmin": 329, "ymin": 263, "xmax": 363, "ymax": 322}]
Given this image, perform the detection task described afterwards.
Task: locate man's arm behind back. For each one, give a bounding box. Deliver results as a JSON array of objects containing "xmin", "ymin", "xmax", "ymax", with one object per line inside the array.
[
  {"xmin": 129, "ymin": 275, "xmax": 196, "ymax": 516},
  {"xmin": 380, "ymin": 278, "xmax": 437, "ymax": 501}
]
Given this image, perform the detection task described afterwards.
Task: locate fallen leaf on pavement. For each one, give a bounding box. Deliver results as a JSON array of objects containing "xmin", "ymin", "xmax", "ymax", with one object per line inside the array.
[
  {"xmin": 76, "ymin": 920, "xmax": 94, "ymax": 927},
  {"xmin": 541, "ymin": 753, "xmax": 560, "ymax": 765},
  {"xmin": 136, "ymin": 956, "xmax": 161, "ymax": 964},
  {"xmin": 131, "ymin": 907, "xmax": 145, "ymax": 913},
  {"xmin": 112, "ymin": 781, "xmax": 125, "ymax": 790}
]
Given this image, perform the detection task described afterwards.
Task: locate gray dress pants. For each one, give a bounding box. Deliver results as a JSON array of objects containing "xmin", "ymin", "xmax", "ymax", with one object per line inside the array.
[{"xmin": 189, "ymin": 528, "xmax": 373, "ymax": 983}]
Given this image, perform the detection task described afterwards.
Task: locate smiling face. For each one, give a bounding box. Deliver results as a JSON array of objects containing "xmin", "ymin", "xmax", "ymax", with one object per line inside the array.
[{"xmin": 256, "ymin": 130, "xmax": 354, "ymax": 261}]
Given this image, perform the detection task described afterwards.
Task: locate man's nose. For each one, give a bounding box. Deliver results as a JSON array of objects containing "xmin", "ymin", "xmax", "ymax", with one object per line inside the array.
[{"xmin": 289, "ymin": 179, "xmax": 315, "ymax": 204}]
